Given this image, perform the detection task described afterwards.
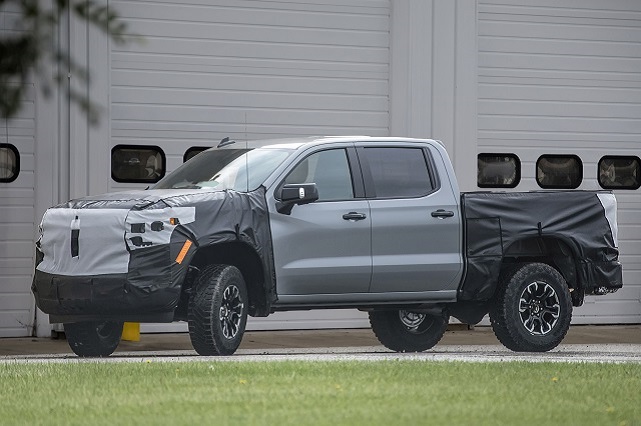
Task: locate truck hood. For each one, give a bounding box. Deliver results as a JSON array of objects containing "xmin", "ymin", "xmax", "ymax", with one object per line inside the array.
[{"xmin": 56, "ymin": 188, "xmax": 220, "ymax": 211}]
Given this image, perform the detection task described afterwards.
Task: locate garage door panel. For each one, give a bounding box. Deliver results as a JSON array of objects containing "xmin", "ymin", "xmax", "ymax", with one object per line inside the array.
[
  {"xmin": 112, "ymin": 88, "xmax": 388, "ymax": 112},
  {"xmin": 117, "ymin": 38, "xmax": 388, "ymax": 64},
  {"xmin": 479, "ymin": 100, "xmax": 641, "ymax": 120},
  {"xmin": 112, "ymin": 105, "xmax": 388, "ymax": 127},
  {"xmin": 479, "ymin": 83, "xmax": 641, "ymax": 103},
  {"xmin": 114, "ymin": 1, "xmax": 388, "ymax": 31},
  {"xmin": 479, "ymin": 0, "xmax": 641, "ymax": 323},
  {"xmin": 480, "ymin": 52, "xmax": 641, "ymax": 74},
  {"xmin": 481, "ymin": 37, "xmax": 641, "ymax": 59},
  {"xmin": 126, "ymin": 21, "xmax": 388, "ymax": 48},
  {"xmin": 112, "ymin": 70, "xmax": 387, "ymax": 95},
  {"xmin": 112, "ymin": 52, "xmax": 389, "ymax": 75},
  {"xmin": 0, "ymin": 269, "xmax": 33, "ymax": 291}
]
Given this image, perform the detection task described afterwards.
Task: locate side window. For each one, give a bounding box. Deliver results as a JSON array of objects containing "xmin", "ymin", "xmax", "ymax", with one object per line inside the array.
[
  {"xmin": 111, "ymin": 145, "xmax": 166, "ymax": 183},
  {"xmin": 536, "ymin": 155, "xmax": 582, "ymax": 189},
  {"xmin": 284, "ymin": 149, "xmax": 354, "ymax": 201},
  {"xmin": 362, "ymin": 147, "xmax": 433, "ymax": 198},
  {"xmin": 0, "ymin": 144, "xmax": 20, "ymax": 183},
  {"xmin": 477, "ymin": 153, "xmax": 520, "ymax": 188},
  {"xmin": 599, "ymin": 156, "xmax": 641, "ymax": 190},
  {"xmin": 184, "ymin": 147, "xmax": 210, "ymax": 162}
]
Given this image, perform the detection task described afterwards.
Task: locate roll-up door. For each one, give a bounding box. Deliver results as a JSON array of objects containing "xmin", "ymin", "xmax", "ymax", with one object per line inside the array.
[
  {"xmin": 478, "ymin": 0, "xmax": 641, "ymax": 323},
  {"xmin": 109, "ymin": 0, "xmax": 390, "ymax": 331}
]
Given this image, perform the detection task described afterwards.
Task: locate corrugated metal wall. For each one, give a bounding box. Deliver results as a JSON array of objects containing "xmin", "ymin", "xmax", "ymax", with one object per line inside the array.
[{"xmin": 478, "ymin": 0, "xmax": 641, "ymax": 322}]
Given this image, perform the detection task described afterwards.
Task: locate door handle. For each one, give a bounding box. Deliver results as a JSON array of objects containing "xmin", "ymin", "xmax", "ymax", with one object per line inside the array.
[
  {"xmin": 431, "ymin": 209, "xmax": 454, "ymax": 219},
  {"xmin": 342, "ymin": 212, "xmax": 367, "ymax": 221}
]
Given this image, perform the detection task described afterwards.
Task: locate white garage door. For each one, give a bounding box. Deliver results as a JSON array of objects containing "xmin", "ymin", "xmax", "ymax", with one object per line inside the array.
[
  {"xmin": 478, "ymin": 0, "xmax": 641, "ymax": 323},
  {"xmin": 109, "ymin": 0, "xmax": 390, "ymax": 331},
  {"xmin": 0, "ymin": 4, "xmax": 37, "ymax": 337}
]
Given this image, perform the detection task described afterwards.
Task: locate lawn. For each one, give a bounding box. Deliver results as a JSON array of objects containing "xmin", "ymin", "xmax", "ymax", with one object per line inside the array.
[{"xmin": 0, "ymin": 360, "xmax": 639, "ymax": 425}]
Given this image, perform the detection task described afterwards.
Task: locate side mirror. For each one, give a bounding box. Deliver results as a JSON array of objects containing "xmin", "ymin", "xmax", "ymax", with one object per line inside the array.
[{"xmin": 276, "ymin": 183, "xmax": 319, "ymax": 214}]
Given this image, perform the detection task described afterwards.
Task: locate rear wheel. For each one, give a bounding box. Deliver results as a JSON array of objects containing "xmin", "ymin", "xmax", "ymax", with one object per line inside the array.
[
  {"xmin": 369, "ymin": 309, "xmax": 449, "ymax": 352},
  {"xmin": 188, "ymin": 264, "xmax": 248, "ymax": 356},
  {"xmin": 489, "ymin": 262, "xmax": 572, "ymax": 352},
  {"xmin": 64, "ymin": 321, "xmax": 123, "ymax": 357}
]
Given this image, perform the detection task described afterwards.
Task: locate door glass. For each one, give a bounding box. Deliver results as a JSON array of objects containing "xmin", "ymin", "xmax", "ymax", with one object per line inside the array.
[
  {"xmin": 363, "ymin": 147, "xmax": 433, "ymax": 198},
  {"xmin": 284, "ymin": 149, "xmax": 354, "ymax": 201}
]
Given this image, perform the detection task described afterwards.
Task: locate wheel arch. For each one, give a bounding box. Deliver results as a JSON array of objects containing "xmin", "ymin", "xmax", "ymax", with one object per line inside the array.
[
  {"xmin": 184, "ymin": 242, "xmax": 269, "ymax": 317},
  {"xmin": 501, "ymin": 235, "xmax": 583, "ymax": 305}
]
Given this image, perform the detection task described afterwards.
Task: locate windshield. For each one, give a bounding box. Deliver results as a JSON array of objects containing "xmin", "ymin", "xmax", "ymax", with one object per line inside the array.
[{"xmin": 153, "ymin": 148, "xmax": 291, "ymax": 191}]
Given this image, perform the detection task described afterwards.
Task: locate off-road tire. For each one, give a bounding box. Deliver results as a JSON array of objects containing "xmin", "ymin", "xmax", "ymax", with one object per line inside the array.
[
  {"xmin": 489, "ymin": 262, "xmax": 572, "ymax": 352},
  {"xmin": 64, "ymin": 321, "xmax": 123, "ymax": 357},
  {"xmin": 369, "ymin": 310, "xmax": 449, "ymax": 352},
  {"xmin": 188, "ymin": 264, "xmax": 248, "ymax": 356}
]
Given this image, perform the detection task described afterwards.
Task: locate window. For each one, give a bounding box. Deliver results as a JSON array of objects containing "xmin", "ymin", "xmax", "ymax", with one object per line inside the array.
[
  {"xmin": 361, "ymin": 147, "xmax": 433, "ymax": 198},
  {"xmin": 536, "ymin": 155, "xmax": 582, "ymax": 189},
  {"xmin": 111, "ymin": 145, "xmax": 166, "ymax": 183},
  {"xmin": 599, "ymin": 156, "xmax": 641, "ymax": 190},
  {"xmin": 0, "ymin": 144, "xmax": 19, "ymax": 183},
  {"xmin": 477, "ymin": 153, "xmax": 520, "ymax": 188},
  {"xmin": 154, "ymin": 148, "xmax": 288, "ymax": 192},
  {"xmin": 183, "ymin": 147, "xmax": 210, "ymax": 162},
  {"xmin": 283, "ymin": 149, "xmax": 354, "ymax": 201}
]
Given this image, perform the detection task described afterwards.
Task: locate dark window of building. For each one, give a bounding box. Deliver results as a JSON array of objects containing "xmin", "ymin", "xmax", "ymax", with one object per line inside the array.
[
  {"xmin": 362, "ymin": 147, "xmax": 433, "ymax": 198},
  {"xmin": 284, "ymin": 149, "xmax": 354, "ymax": 201},
  {"xmin": 598, "ymin": 156, "xmax": 641, "ymax": 190},
  {"xmin": 111, "ymin": 145, "xmax": 166, "ymax": 183},
  {"xmin": 184, "ymin": 147, "xmax": 210, "ymax": 162},
  {"xmin": 0, "ymin": 144, "xmax": 20, "ymax": 183},
  {"xmin": 477, "ymin": 153, "xmax": 521, "ymax": 188},
  {"xmin": 536, "ymin": 155, "xmax": 582, "ymax": 189}
]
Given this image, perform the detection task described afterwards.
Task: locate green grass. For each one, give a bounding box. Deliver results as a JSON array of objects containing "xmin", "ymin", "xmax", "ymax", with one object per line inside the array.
[{"xmin": 0, "ymin": 361, "xmax": 640, "ymax": 426}]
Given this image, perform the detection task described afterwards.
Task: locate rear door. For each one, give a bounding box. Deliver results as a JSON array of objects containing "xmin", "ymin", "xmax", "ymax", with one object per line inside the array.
[
  {"xmin": 268, "ymin": 146, "xmax": 372, "ymax": 296},
  {"xmin": 358, "ymin": 143, "xmax": 463, "ymax": 294}
]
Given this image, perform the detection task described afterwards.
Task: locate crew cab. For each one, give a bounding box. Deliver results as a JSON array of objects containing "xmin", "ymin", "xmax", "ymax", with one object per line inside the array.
[{"xmin": 32, "ymin": 136, "xmax": 622, "ymax": 356}]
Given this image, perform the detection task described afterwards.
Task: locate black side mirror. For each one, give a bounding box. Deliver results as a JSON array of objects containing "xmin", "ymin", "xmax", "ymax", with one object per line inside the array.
[{"xmin": 276, "ymin": 183, "xmax": 319, "ymax": 214}]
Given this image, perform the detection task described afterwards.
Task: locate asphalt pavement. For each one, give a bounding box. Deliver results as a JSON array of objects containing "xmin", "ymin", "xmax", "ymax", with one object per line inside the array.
[{"xmin": 0, "ymin": 324, "xmax": 640, "ymax": 357}]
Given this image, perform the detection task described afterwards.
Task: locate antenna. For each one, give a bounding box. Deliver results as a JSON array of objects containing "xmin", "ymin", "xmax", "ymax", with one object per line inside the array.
[{"xmin": 217, "ymin": 137, "xmax": 235, "ymax": 148}]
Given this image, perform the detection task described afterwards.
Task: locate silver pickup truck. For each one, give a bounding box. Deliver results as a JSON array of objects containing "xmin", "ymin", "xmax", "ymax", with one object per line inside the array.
[{"xmin": 32, "ymin": 136, "xmax": 622, "ymax": 357}]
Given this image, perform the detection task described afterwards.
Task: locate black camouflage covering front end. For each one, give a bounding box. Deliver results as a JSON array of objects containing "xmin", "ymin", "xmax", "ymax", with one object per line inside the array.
[{"xmin": 32, "ymin": 188, "xmax": 275, "ymax": 323}]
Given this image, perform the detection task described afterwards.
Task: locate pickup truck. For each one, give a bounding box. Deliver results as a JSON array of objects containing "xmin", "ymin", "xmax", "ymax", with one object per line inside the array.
[{"xmin": 32, "ymin": 136, "xmax": 622, "ymax": 357}]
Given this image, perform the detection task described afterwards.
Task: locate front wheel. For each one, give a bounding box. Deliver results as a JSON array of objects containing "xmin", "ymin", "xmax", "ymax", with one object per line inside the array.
[
  {"xmin": 489, "ymin": 262, "xmax": 572, "ymax": 352},
  {"xmin": 369, "ymin": 310, "xmax": 449, "ymax": 352},
  {"xmin": 64, "ymin": 321, "xmax": 123, "ymax": 357},
  {"xmin": 188, "ymin": 264, "xmax": 248, "ymax": 356}
]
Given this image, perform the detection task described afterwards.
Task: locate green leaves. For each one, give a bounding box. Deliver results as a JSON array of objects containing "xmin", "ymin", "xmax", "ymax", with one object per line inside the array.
[{"xmin": 0, "ymin": 0, "xmax": 128, "ymax": 122}]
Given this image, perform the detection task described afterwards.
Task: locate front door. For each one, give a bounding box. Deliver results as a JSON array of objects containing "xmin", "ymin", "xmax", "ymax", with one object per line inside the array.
[{"xmin": 268, "ymin": 147, "xmax": 371, "ymax": 296}]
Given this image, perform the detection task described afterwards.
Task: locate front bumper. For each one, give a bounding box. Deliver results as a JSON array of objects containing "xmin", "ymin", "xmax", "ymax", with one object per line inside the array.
[{"xmin": 32, "ymin": 270, "xmax": 179, "ymax": 323}]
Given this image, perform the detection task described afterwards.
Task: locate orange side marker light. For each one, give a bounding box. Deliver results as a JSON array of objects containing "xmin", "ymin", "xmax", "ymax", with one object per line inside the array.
[{"xmin": 176, "ymin": 240, "xmax": 192, "ymax": 264}]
